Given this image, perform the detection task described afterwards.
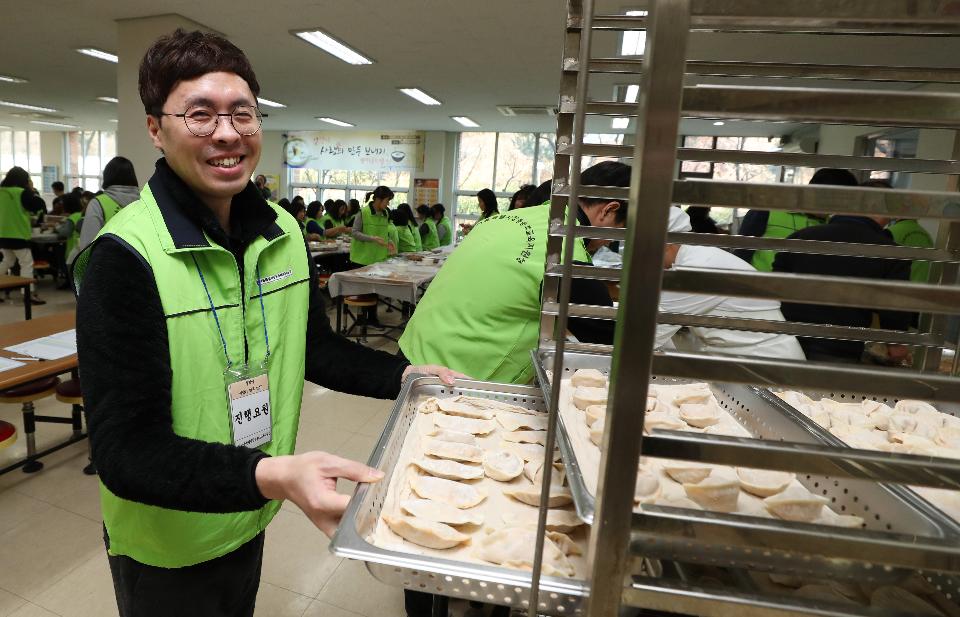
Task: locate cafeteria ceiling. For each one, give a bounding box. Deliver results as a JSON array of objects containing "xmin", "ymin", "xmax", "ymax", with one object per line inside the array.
[{"xmin": 0, "ymin": 0, "xmax": 957, "ymax": 137}]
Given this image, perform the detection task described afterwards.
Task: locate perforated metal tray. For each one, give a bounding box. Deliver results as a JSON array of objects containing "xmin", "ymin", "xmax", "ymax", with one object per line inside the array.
[{"xmin": 330, "ymin": 376, "xmax": 656, "ymax": 615}]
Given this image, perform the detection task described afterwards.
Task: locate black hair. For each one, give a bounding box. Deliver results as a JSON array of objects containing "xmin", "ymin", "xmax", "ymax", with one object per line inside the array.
[
  {"xmin": 365, "ymin": 186, "xmax": 395, "ymax": 204},
  {"xmin": 509, "ymin": 184, "xmax": 536, "ymax": 210},
  {"xmin": 579, "ymin": 161, "xmax": 631, "ymax": 224},
  {"xmin": 525, "ymin": 180, "xmax": 552, "ymax": 208},
  {"xmin": 348, "ymin": 198, "xmax": 360, "ymax": 214},
  {"xmin": 476, "ymin": 188, "xmax": 499, "ymax": 218},
  {"xmin": 862, "ymin": 178, "xmax": 893, "ymax": 189},
  {"xmin": 810, "ymin": 168, "xmax": 859, "ymax": 187},
  {"xmin": 0, "ymin": 166, "xmax": 31, "ymax": 189},
  {"xmin": 102, "ymin": 156, "xmax": 138, "ymax": 189},
  {"xmin": 277, "ymin": 197, "xmax": 291, "ymax": 210},
  {"xmin": 282, "ymin": 199, "xmax": 304, "ymax": 218},
  {"xmin": 82, "ymin": 190, "xmax": 96, "ymax": 202},
  {"xmin": 71, "ymin": 186, "xmax": 83, "ymax": 195},
  {"xmin": 291, "ymin": 195, "xmax": 305, "ymax": 206},
  {"xmin": 391, "ymin": 207, "xmax": 412, "ymax": 227},
  {"xmin": 306, "ymin": 200, "xmax": 323, "ymax": 219},
  {"xmin": 324, "ymin": 200, "xmax": 341, "ymax": 217},
  {"xmin": 417, "ymin": 204, "xmax": 433, "ymax": 218},
  {"xmin": 397, "ymin": 203, "xmax": 417, "ymax": 226},
  {"xmin": 51, "ymin": 181, "xmax": 64, "ymax": 192},
  {"xmin": 62, "ymin": 192, "xmax": 83, "ymax": 214},
  {"xmin": 431, "ymin": 203, "xmax": 446, "ymax": 219}
]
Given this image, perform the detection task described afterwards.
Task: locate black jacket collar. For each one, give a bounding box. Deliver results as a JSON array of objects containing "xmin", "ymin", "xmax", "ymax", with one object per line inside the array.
[{"xmin": 148, "ymin": 158, "xmax": 283, "ymax": 251}]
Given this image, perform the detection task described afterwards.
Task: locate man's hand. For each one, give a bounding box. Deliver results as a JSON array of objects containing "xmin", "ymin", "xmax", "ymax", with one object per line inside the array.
[
  {"xmin": 255, "ymin": 452, "xmax": 383, "ymax": 537},
  {"xmin": 402, "ymin": 364, "xmax": 469, "ymax": 386}
]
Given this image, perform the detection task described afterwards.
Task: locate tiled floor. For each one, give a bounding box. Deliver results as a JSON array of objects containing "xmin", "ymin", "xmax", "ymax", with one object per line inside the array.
[{"xmin": 0, "ymin": 278, "xmax": 422, "ymax": 617}]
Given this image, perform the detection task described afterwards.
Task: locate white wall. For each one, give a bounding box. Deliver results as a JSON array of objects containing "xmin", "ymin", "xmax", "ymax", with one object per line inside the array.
[{"xmin": 256, "ymin": 130, "xmax": 286, "ymax": 199}]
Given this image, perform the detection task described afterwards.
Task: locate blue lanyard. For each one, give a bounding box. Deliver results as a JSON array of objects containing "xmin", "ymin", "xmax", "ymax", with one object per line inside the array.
[{"xmin": 192, "ymin": 254, "xmax": 271, "ymax": 368}]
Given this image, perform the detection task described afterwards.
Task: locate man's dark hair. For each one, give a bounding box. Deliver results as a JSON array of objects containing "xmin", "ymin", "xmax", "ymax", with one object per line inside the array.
[
  {"xmin": 139, "ymin": 29, "xmax": 261, "ymax": 117},
  {"xmin": 102, "ymin": 156, "xmax": 138, "ymax": 189},
  {"xmin": 51, "ymin": 181, "xmax": 64, "ymax": 192},
  {"xmin": 580, "ymin": 160, "xmax": 631, "ymax": 224},
  {"xmin": 62, "ymin": 192, "xmax": 83, "ymax": 214},
  {"xmin": 0, "ymin": 166, "xmax": 31, "ymax": 189},
  {"xmin": 810, "ymin": 168, "xmax": 858, "ymax": 187}
]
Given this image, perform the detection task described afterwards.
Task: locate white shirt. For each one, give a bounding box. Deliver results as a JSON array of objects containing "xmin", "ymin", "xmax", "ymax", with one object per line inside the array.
[{"xmin": 655, "ymin": 245, "xmax": 806, "ymax": 360}]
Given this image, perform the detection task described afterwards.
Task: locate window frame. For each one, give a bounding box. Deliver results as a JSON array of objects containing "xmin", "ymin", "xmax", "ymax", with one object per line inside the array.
[
  {"xmin": 0, "ymin": 130, "xmax": 43, "ymax": 189},
  {"xmin": 64, "ymin": 130, "xmax": 116, "ymax": 191}
]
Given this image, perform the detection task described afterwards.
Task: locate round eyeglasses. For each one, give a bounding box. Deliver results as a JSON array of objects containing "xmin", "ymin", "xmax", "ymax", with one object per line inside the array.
[{"xmin": 160, "ymin": 105, "xmax": 267, "ymax": 137}]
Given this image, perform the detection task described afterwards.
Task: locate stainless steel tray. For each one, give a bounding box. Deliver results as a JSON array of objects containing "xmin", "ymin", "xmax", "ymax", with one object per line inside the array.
[
  {"xmin": 330, "ymin": 376, "xmax": 655, "ymax": 615},
  {"xmin": 534, "ymin": 349, "xmax": 960, "ymax": 580}
]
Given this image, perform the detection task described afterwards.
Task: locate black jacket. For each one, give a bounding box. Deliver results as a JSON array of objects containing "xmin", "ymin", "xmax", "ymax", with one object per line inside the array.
[
  {"xmin": 772, "ymin": 215, "xmax": 913, "ymax": 360},
  {"xmin": 76, "ymin": 159, "xmax": 409, "ymax": 514}
]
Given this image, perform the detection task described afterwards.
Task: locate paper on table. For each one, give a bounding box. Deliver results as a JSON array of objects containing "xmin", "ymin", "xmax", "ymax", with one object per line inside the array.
[
  {"xmin": 0, "ymin": 357, "xmax": 24, "ymax": 372},
  {"xmin": 5, "ymin": 329, "xmax": 77, "ymax": 360}
]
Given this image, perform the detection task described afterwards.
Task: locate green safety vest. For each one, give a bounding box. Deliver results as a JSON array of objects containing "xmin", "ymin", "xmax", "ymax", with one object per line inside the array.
[
  {"xmin": 409, "ymin": 222, "xmax": 423, "ymax": 252},
  {"xmin": 387, "ymin": 223, "xmax": 399, "ymax": 253},
  {"xmin": 752, "ymin": 211, "xmax": 824, "ymax": 272},
  {"xmin": 437, "ymin": 216, "xmax": 453, "ymax": 246},
  {"xmin": 399, "ymin": 204, "xmax": 589, "ymax": 384},
  {"xmin": 98, "ymin": 193, "xmax": 123, "ymax": 224},
  {"xmin": 397, "ymin": 222, "xmax": 420, "ymax": 253},
  {"xmin": 316, "ymin": 214, "xmax": 343, "ymax": 235},
  {"xmin": 66, "ymin": 212, "xmax": 83, "ymax": 258},
  {"xmin": 305, "ymin": 216, "xmax": 320, "ymax": 234},
  {"xmin": 421, "ymin": 218, "xmax": 440, "ymax": 250},
  {"xmin": 889, "ymin": 218, "xmax": 934, "ymax": 283},
  {"xmin": 73, "ymin": 184, "xmax": 310, "ymax": 568},
  {"xmin": 350, "ymin": 206, "xmax": 390, "ymax": 265},
  {"xmin": 0, "ymin": 187, "xmax": 31, "ymax": 241}
]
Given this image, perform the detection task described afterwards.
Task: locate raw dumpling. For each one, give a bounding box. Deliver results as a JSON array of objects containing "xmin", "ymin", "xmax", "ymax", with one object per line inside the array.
[
  {"xmin": 501, "ymin": 509, "xmax": 585, "ymax": 533},
  {"xmin": 644, "ymin": 414, "xmax": 686, "ymax": 433},
  {"xmin": 422, "ymin": 438, "xmax": 484, "ymax": 463},
  {"xmin": 671, "ymin": 386, "xmax": 713, "ymax": 408},
  {"xmin": 500, "ymin": 441, "xmax": 561, "ymax": 463},
  {"xmin": 935, "ymin": 426, "xmax": 960, "ymax": 449},
  {"xmin": 763, "ymin": 481, "xmax": 828, "ymax": 522},
  {"xmin": 571, "ymin": 368, "xmax": 607, "ymax": 388},
  {"xmin": 895, "ymin": 399, "xmax": 939, "ymax": 416},
  {"xmin": 888, "ymin": 414, "xmax": 919, "ymax": 435},
  {"xmin": 683, "ymin": 468, "xmax": 740, "ymax": 512},
  {"xmin": 870, "ymin": 586, "xmax": 943, "ymax": 616},
  {"xmin": 382, "ymin": 514, "xmax": 471, "ymax": 549},
  {"xmin": 400, "ymin": 499, "xmax": 484, "ymax": 526},
  {"xmin": 505, "ymin": 484, "xmax": 573, "ymax": 508},
  {"xmin": 412, "ymin": 457, "xmax": 484, "ymax": 481},
  {"xmin": 777, "ymin": 390, "xmax": 814, "ymax": 409},
  {"xmin": 573, "ymin": 386, "xmax": 607, "ymax": 410},
  {"xmin": 475, "ymin": 527, "xmax": 576, "ymax": 577},
  {"xmin": 546, "ymin": 531, "xmax": 582, "ymax": 556},
  {"xmin": 436, "ymin": 397, "xmax": 496, "ymax": 420},
  {"xmin": 794, "ymin": 584, "xmax": 858, "ymax": 606},
  {"xmin": 589, "ymin": 417, "xmax": 604, "ymax": 446},
  {"xmin": 736, "ymin": 468, "xmax": 794, "ymax": 497},
  {"xmin": 426, "ymin": 428, "xmax": 478, "ymax": 446},
  {"xmin": 482, "ymin": 450, "xmax": 524, "ymax": 481},
  {"xmin": 497, "ymin": 411, "xmax": 548, "ymax": 432},
  {"xmin": 585, "ymin": 404, "xmax": 606, "ymax": 427},
  {"xmin": 814, "ymin": 507, "xmax": 864, "ymax": 528},
  {"xmin": 536, "ymin": 463, "xmax": 566, "ymax": 488},
  {"xmin": 663, "ymin": 461, "xmax": 713, "ymax": 485},
  {"xmin": 523, "ymin": 459, "xmax": 542, "ymax": 483},
  {"xmin": 502, "ymin": 430, "xmax": 547, "ymax": 445},
  {"xmin": 418, "ymin": 397, "xmax": 440, "ymax": 414},
  {"xmin": 652, "ymin": 495, "xmax": 702, "ymax": 510},
  {"xmin": 410, "ymin": 476, "xmax": 486, "ymax": 509},
  {"xmin": 679, "ymin": 402, "xmax": 721, "ymax": 428},
  {"xmin": 634, "ymin": 469, "xmax": 661, "ymax": 504},
  {"xmin": 433, "ymin": 413, "xmax": 497, "ymax": 435}
]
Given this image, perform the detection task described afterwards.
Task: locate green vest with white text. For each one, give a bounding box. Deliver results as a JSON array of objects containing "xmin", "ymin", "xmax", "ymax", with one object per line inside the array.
[
  {"xmin": 0, "ymin": 187, "xmax": 30, "ymax": 241},
  {"xmin": 350, "ymin": 206, "xmax": 390, "ymax": 265},
  {"xmin": 73, "ymin": 184, "xmax": 310, "ymax": 568},
  {"xmin": 421, "ymin": 218, "xmax": 440, "ymax": 250},
  {"xmin": 752, "ymin": 211, "xmax": 824, "ymax": 272}
]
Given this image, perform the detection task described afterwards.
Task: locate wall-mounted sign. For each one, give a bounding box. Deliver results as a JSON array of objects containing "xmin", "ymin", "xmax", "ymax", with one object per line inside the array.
[{"xmin": 284, "ymin": 131, "xmax": 424, "ymax": 172}]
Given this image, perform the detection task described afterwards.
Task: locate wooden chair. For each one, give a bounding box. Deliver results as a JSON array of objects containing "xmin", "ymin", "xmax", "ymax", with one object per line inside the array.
[{"xmin": 0, "ymin": 376, "xmax": 60, "ymax": 472}]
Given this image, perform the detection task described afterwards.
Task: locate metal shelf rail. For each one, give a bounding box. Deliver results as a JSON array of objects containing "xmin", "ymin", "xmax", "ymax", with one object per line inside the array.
[{"xmin": 536, "ymin": 1, "xmax": 960, "ymax": 616}]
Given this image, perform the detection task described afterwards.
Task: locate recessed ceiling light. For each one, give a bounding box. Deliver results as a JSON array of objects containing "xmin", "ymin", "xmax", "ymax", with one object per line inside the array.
[
  {"xmin": 0, "ymin": 100, "xmax": 57, "ymax": 113},
  {"xmin": 713, "ymin": 121, "xmax": 725, "ymax": 126},
  {"xmin": 399, "ymin": 88, "xmax": 441, "ymax": 106},
  {"xmin": 624, "ymin": 85, "xmax": 640, "ymax": 104},
  {"xmin": 292, "ymin": 29, "xmax": 374, "ymax": 65},
  {"xmin": 317, "ymin": 117, "xmax": 354, "ymax": 127},
  {"xmin": 451, "ymin": 116, "xmax": 479, "ymax": 128},
  {"xmin": 257, "ymin": 97, "xmax": 286, "ymax": 108},
  {"xmin": 96, "ymin": 96, "xmax": 119, "ymax": 104},
  {"xmin": 612, "ymin": 117, "xmax": 630, "ymax": 129},
  {"xmin": 31, "ymin": 120, "xmax": 77, "ymax": 128},
  {"xmin": 0, "ymin": 75, "xmax": 27, "ymax": 84},
  {"xmin": 77, "ymin": 48, "xmax": 118, "ymax": 63}
]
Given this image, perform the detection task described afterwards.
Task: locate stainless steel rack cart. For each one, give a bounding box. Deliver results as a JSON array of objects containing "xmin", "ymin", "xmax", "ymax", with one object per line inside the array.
[{"xmin": 536, "ymin": 1, "xmax": 960, "ymax": 616}]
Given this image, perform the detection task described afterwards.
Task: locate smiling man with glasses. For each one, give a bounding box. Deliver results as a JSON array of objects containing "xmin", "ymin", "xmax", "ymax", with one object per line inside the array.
[{"xmin": 72, "ymin": 29, "xmax": 460, "ymax": 616}]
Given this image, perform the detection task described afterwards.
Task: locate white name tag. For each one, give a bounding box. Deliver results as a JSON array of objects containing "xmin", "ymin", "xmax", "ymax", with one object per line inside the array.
[
  {"xmin": 257, "ymin": 270, "xmax": 292, "ymax": 286},
  {"xmin": 228, "ymin": 374, "xmax": 272, "ymax": 449}
]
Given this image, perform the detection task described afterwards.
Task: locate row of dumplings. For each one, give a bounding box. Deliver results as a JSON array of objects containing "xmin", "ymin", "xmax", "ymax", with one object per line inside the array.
[
  {"xmin": 762, "ymin": 573, "xmax": 947, "ymax": 616},
  {"xmin": 567, "ymin": 370, "xmax": 862, "ymax": 526},
  {"xmin": 380, "ymin": 395, "xmax": 584, "ymax": 577}
]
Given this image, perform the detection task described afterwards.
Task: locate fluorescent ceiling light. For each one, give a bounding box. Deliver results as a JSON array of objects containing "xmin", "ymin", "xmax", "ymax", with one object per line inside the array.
[
  {"xmin": 612, "ymin": 117, "xmax": 630, "ymax": 129},
  {"xmin": 399, "ymin": 88, "xmax": 441, "ymax": 106},
  {"xmin": 626, "ymin": 9, "xmax": 648, "ymax": 16},
  {"xmin": 96, "ymin": 96, "xmax": 119, "ymax": 103},
  {"xmin": 257, "ymin": 97, "xmax": 286, "ymax": 108},
  {"xmin": 0, "ymin": 100, "xmax": 57, "ymax": 113},
  {"xmin": 293, "ymin": 30, "xmax": 373, "ymax": 65},
  {"xmin": 317, "ymin": 117, "xmax": 354, "ymax": 127},
  {"xmin": 624, "ymin": 84, "xmax": 639, "ymax": 104},
  {"xmin": 0, "ymin": 75, "xmax": 27, "ymax": 84},
  {"xmin": 77, "ymin": 48, "xmax": 118, "ymax": 63},
  {"xmin": 31, "ymin": 120, "xmax": 77, "ymax": 128},
  {"xmin": 108, "ymin": 119, "xmax": 118, "ymax": 123},
  {"xmin": 621, "ymin": 10, "xmax": 648, "ymax": 56},
  {"xmin": 0, "ymin": 125, "xmax": 11, "ymax": 130},
  {"xmin": 713, "ymin": 121, "xmax": 726, "ymax": 126},
  {"xmin": 451, "ymin": 116, "xmax": 479, "ymax": 128}
]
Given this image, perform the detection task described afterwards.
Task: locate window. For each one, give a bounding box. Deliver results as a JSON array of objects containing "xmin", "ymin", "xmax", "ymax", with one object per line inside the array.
[
  {"xmin": 862, "ymin": 130, "xmax": 918, "ymax": 184},
  {"xmin": 0, "ymin": 130, "xmax": 42, "ymax": 188},
  {"xmin": 65, "ymin": 131, "xmax": 116, "ymax": 191},
  {"xmin": 286, "ymin": 168, "xmax": 410, "ymax": 207}
]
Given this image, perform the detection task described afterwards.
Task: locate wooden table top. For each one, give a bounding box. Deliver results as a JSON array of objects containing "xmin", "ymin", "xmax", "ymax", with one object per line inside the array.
[
  {"xmin": 0, "ymin": 275, "xmax": 35, "ymax": 291},
  {"xmin": 0, "ymin": 311, "xmax": 76, "ymax": 391}
]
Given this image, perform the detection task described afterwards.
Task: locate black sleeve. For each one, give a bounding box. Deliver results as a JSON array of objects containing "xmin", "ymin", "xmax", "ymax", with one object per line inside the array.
[
  {"xmin": 734, "ymin": 210, "xmax": 769, "ymax": 263},
  {"xmin": 304, "ymin": 248, "xmax": 409, "ymax": 399},
  {"xmin": 323, "ymin": 219, "xmax": 334, "ymax": 230},
  {"xmin": 21, "ymin": 191, "xmax": 45, "ymax": 214},
  {"xmin": 567, "ymin": 262, "xmax": 617, "ymax": 344},
  {"xmin": 420, "ymin": 223, "xmax": 429, "ymax": 237},
  {"xmin": 878, "ymin": 257, "xmax": 915, "ymax": 331},
  {"xmin": 77, "ymin": 239, "xmax": 270, "ymax": 513}
]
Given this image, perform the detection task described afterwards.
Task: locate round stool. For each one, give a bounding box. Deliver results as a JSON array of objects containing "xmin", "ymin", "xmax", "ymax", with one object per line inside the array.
[
  {"xmin": 344, "ymin": 294, "xmax": 378, "ymax": 308},
  {"xmin": 0, "ymin": 376, "xmax": 60, "ymax": 473},
  {"xmin": 55, "ymin": 378, "xmax": 95, "ymax": 475},
  {"xmin": 0, "ymin": 420, "xmax": 16, "ymax": 449},
  {"xmin": 343, "ymin": 294, "xmax": 379, "ymax": 343}
]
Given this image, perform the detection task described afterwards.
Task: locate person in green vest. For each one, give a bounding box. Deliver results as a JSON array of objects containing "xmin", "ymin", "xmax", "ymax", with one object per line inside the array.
[
  {"xmin": 282, "ymin": 198, "xmax": 322, "ymax": 242},
  {"xmin": 417, "ymin": 204, "xmax": 440, "ymax": 250},
  {"xmin": 344, "ymin": 198, "xmax": 361, "ymax": 226},
  {"xmin": 861, "ymin": 179, "xmax": 935, "ymax": 283},
  {"xmin": 432, "ymin": 202, "xmax": 454, "ymax": 246},
  {"xmin": 310, "ymin": 199, "xmax": 351, "ymax": 238},
  {"xmin": 399, "ymin": 161, "xmax": 628, "ymax": 384},
  {"xmin": 735, "ymin": 168, "xmax": 857, "ymax": 270},
  {"xmin": 386, "ymin": 212, "xmax": 399, "ymax": 257},
  {"xmin": 72, "ymin": 156, "xmax": 140, "ymax": 265},
  {"xmin": 350, "ymin": 186, "xmax": 395, "ymax": 265},
  {"xmin": 393, "ymin": 204, "xmax": 422, "ymax": 253},
  {"xmin": 72, "ymin": 28, "xmax": 460, "ymax": 616},
  {"xmin": 0, "ymin": 166, "xmax": 46, "ymax": 305}
]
